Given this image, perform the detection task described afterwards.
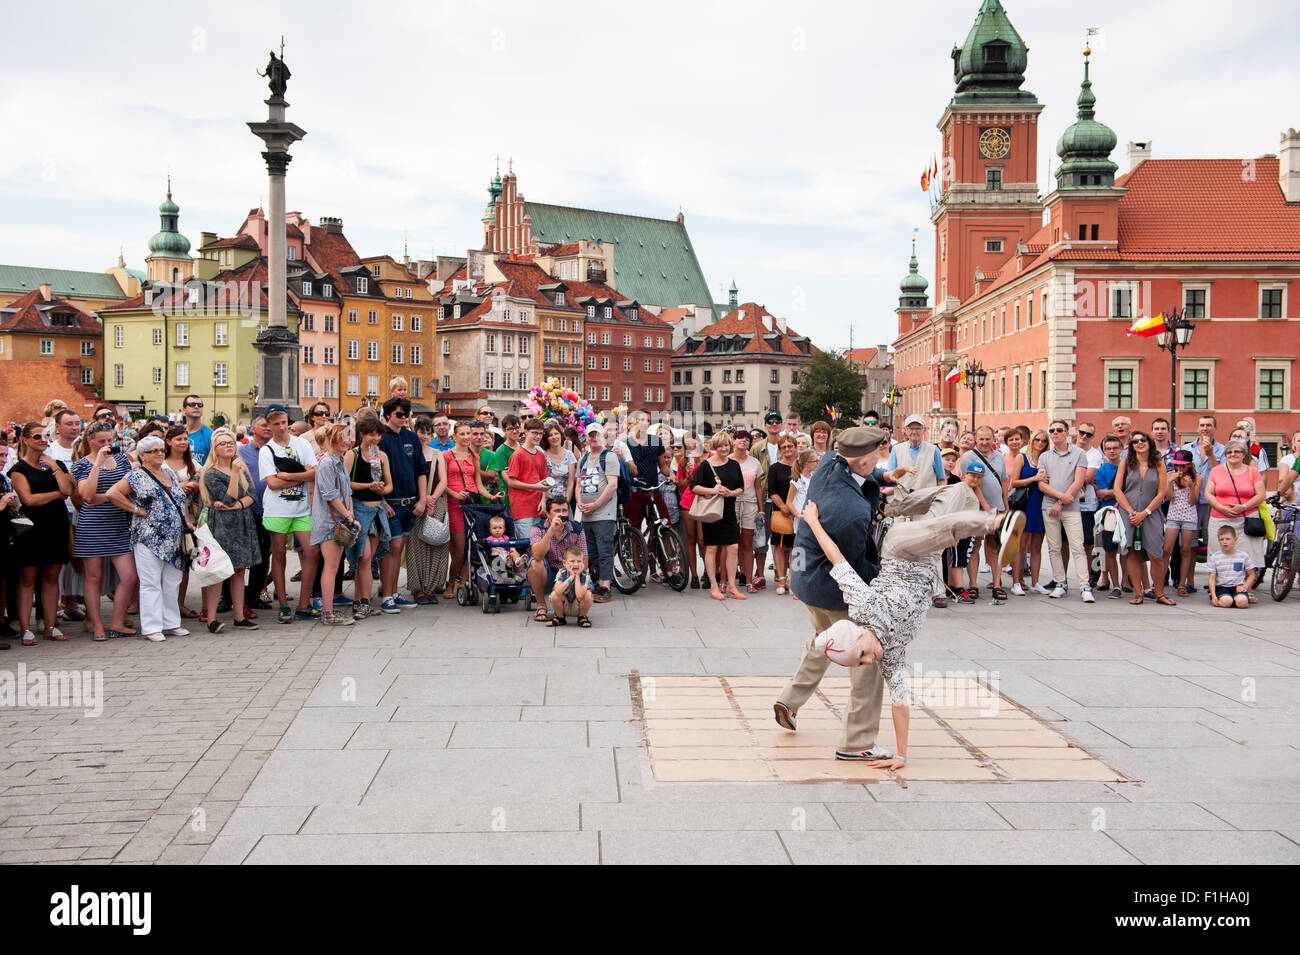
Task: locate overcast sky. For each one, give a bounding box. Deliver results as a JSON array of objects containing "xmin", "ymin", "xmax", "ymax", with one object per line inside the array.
[{"xmin": 2, "ymin": 0, "xmax": 1295, "ymax": 351}]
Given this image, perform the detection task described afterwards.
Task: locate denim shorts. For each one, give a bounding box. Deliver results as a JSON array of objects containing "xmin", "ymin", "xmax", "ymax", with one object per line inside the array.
[
  {"xmin": 1167, "ymin": 519, "xmax": 1198, "ymax": 531},
  {"xmin": 385, "ymin": 499, "xmax": 417, "ymax": 537},
  {"xmin": 348, "ymin": 498, "xmax": 391, "ymax": 563}
]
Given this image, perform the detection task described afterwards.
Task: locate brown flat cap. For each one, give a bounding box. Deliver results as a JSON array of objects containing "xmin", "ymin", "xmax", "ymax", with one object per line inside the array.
[{"xmin": 836, "ymin": 426, "xmax": 887, "ymax": 457}]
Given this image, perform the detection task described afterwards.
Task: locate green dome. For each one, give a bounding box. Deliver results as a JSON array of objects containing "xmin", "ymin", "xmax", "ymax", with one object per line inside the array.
[
  {"xmin": 951, "ymin": 0, "xmax": 1036, "ymax": 105},
  {"xmin": 1055, "ymin": 53, "xmax": 1119, "ymax": 189},
  {"xmin": 899, "ymin": 239, "xmax": 929, "ymax": 305},
  {"xmin": 146, "ymin": 181, "xmax": 192, "ymax": 259}
]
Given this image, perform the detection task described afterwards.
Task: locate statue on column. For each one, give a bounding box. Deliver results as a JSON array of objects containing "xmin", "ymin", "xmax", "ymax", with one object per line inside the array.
[{"xmin": 260, "ymin": 50, "xmax": 290, "ymax": 97}]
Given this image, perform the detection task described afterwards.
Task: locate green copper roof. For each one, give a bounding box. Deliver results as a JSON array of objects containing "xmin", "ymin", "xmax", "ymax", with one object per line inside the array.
[
  {"xmin": 900, "ymin": 238, "xmax": 929, "ymax": 295},
  {"xmin": 147, "ymin": 182, "xmax": 191, "ymax": 259},
  {"xmin": 1055, "ymin": 52, "xmax": 1119, "ymax": 189},
  {"xmin": 0, "ymin": 264, "xmax": 129, "ymax": 299},
  {"xmin": 525, "ymin": 202, "xmax": 715, "ymax": 310},
  {"xmin": 951, "ymin": 0, "xmax": 1036, "ymax": 105}
]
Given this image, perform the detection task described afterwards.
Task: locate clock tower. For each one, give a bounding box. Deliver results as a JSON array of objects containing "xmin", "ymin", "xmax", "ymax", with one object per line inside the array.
[{"xmin": 932, "ymin": 0, "xmax": 1044, "ymax": 311}]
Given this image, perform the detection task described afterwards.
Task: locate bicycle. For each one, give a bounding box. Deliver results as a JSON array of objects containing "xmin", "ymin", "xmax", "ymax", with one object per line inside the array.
[
  {"xmin": 1262, "ymin": 497, "xmax": 1300, "ymax": 601},
  {"xmin": 611, "ymin": 502, "xmax": 647, "ymax": 595},
  {"xmin": 641, "ymin": 481, "xmax": 688, "ymax": 592},
  {"xmin": 612, "ymin": 482, "xmax": 688, "ymax": 593}
]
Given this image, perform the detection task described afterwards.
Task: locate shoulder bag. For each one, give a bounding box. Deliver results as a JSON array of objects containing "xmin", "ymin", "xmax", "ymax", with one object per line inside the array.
[
  {"xmin": 1230, "ymin": 469, "xmax": 1266, "ymax": 537},
  {"xmin": 687, "ymin": 461, "xmax": 725, "ymax": 524},
  {"xmin": 142, "ymin": 466, "xmax": 199, "ymax": 567}
]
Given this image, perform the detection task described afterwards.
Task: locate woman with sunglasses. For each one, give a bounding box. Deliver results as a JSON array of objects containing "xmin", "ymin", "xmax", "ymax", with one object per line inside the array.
[
  {"xmin": 163, "ymin": 426, "xmax": 201, "ymax": 619},
  {"xmin": 70, "ymin": 422, "xmax": 139, "ymax": 640},
  {"xmin": 1113, "ymin": 431, "xmax": 1172, "ymax": 605},
  {"xmin": 9, "ymin": 422, "xmax": 75, "ymax": 644},
  {"xmin": 1205, "ymin": 439, "xmax": 1266, "ymax": 600},
  {"xmin": 199, "ymin": 428, "xmax": 260, "ymax": 631},
  {"xmin": 1010, "ymin": 428, "xmax": 1049, "ymax": 594}
]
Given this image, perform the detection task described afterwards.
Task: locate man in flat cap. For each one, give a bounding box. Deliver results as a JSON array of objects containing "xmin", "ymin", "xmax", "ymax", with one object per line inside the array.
[{"xmin": 774, "ymin": 425, "xmax": 899, "ymax": 761}]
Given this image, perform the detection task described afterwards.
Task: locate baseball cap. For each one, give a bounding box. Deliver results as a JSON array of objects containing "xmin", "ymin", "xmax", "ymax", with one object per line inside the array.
[
  {"xmin": 941, "ymin": 447, "xmax": 960, "ymax": 458},
  {"xmin": 265, "ymin": 403, "xmax": 288, "ymax": 416},
  {"xmin": 904, "ymin": 414, "xmax": 926, "ymax": 428},
  {"xmin": 965, "ymin": 461, "xmax": 986, "ymax": 474},
  {"xmin": 584, "ymin": 422, "xmax": 603, "ymax": 436},
  {"xmin": 764, "ymin": 412, "xmax": 782, "ymax": 424}
]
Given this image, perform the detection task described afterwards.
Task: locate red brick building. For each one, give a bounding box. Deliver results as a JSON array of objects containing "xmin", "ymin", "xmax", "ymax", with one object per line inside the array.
[{"xmin": 895, "ymin": 0, "xmax": 1299, "ymax": 468}]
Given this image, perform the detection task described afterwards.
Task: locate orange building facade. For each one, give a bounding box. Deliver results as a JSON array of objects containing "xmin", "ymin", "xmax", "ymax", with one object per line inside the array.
[{"xmin": 895, "ymin": 0, "xmax": 1299, "ymax": 468}]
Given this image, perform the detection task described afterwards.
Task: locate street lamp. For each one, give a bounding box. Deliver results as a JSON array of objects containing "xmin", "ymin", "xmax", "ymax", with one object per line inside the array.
[
  {"xmin": 884, "ymin": 387, "xmax": 900, "ymax": 428},
  {"xmin": 965, "ymin": 361, "xmax": 988, "ymax": 432},
  {"xmin": 1155, "ymin": 308, "xmax": 1195, "ymax": 439}
]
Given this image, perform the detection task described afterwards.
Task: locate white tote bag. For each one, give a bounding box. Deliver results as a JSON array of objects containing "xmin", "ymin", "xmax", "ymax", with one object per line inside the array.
[{"xmin": 189, "ymin": 524, "xmax": 235, "ymax": 588}]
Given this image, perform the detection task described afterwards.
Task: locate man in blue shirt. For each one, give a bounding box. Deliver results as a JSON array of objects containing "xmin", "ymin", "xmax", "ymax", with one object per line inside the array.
[
  {"xmin": 378, "ymin": 397, "xmax": 430, "ymax": 613},
  {"xmin": 429, "ymin": 411, "xmax": 456, "ymax": 452},
  {"xmin": 182, "ymin": 394, "xmax": 212, "ymax": 465},
  {"xmin": 1185, "ymin": 414, "xmax": 1225, "ymax": 549}
]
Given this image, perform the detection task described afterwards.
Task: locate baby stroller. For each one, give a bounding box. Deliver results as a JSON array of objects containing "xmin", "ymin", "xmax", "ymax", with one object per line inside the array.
[{"xmin": 456, "ymin": 500, "xmax": 533, "ymax": 614}]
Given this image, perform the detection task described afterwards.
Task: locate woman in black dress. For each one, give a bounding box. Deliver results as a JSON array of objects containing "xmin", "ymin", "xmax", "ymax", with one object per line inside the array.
[
  {"xmin": 8, "ymin": 422, "xmax": 74, "ymax": 644},
  {"xmin": 691, "ymin": 430, "xmax": 744, "ymax": 600}
]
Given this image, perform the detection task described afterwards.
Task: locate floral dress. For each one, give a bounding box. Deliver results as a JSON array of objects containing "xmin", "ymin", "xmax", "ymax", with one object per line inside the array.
[{"xmin": 127, "ymin": 465, "xmax": 188, "ymax": 569}]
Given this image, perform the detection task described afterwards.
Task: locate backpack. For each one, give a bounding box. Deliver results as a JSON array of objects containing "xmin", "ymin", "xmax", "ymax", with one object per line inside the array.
[{"xmin": 582, "ymin": 450, "xmax": 632, "ymax": 505}]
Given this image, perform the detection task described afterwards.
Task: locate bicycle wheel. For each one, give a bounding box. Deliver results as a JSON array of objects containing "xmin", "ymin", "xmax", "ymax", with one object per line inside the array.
[
  {"xmin": 1270, "ymin": 532, "xmax": 1299, "ymax": 601},
  {"xmin": 612, "ymin": 524, "xmax": 646, "ymax": 594},
  {"xmin": 655, "ymin": 526, "xmax": 688, "ymax": 591}
]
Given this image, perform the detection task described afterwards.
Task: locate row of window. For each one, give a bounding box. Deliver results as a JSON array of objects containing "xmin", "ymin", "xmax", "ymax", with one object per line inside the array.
[
  {"xmin": 483, "ymin": 333, "xmax": 530, "ymax": 355},
  {"xmin": 113, "ymin": 323, "xmax": 229, "ymax": 349},
  {"xmin": 1106, "ymin": 362, "xmax": 1289, "ymax": 412},
  {"xmin": 112, "ymin": 362, "xmax": 229, "ymax": 389},
  {"xmin": 299, "ymin": 377, "xmax": 338, "ymax": 399},
  {"xmin": 582, "ymin": 386, "xmax": 661, "ymax": 403},
  {"xmin": 543, "ymin": 317, "xmax": 580, "ymax": 333},
  {"xmin": 669, "ymin": 368, "xmax": 800, "ymax": 386},
  {"xmin": 483, "ymin": 372, "xmax": 530, "ymax": 390}
]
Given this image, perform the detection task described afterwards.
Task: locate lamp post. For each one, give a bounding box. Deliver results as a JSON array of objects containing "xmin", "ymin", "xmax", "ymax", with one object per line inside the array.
[
  {"xmin": 885, "ymin": 387, "xmax": 900, "ymax": 429},
  {"xmin": 964, "ymin": 361, "xmax": 988, "ymax": 432},
  {"xmin": 1155, "ymin": 308, "xmax": 1195, "ymax": 440}
]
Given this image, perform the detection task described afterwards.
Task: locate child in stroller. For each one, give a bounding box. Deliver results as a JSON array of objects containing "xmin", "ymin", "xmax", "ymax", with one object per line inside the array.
[{"xmin": 484, "ymin": 515, "xmax": 527, "ymax": 584}]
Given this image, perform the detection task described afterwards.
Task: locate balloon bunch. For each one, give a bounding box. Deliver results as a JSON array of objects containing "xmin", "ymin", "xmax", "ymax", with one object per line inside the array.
[{"xmin": 520, "ymin": 378, "xmax": 604, "ymax": 431}]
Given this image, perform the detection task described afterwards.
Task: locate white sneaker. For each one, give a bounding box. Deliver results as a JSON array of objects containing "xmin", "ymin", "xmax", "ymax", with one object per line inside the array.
[
  {"xmin": 163, "ymin": 627, "xmax": 190, "ymax": 637},
  {"xmin": 1030, "ymin": 583, "xmax": 1050, "ymax": 595},
  {"xmin": 1081, "ymin": 587, "xmax": 1095, "ymax": 603},
  {"xmin": 980, "ymin": 561, "xmax": 991, "ymax": 574},
  {"xmin": 1048, "ymin": 585, "xmax": 1066, "ymax": 598},
  {"xmin": 144, "ymin": 632, "xmax": 167, "ymax": 642},
  {"xmin": 1010, "ymin": 583, "xmax": 1026, "ymax": 596}
]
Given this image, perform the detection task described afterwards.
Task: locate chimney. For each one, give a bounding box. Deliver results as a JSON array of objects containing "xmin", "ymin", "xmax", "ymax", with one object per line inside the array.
[
  {"xmin": 200, "ymin": 231, "xmax": 216, "ymax": 250},
  {"xmin": 1281, "ymin": 129, "xmax": 1300, "ymax": 203},
  {"xmin": 1126, "ymin": 141, "xmax": 1152, "ymax": 172},
  {"xmin": 320, "ymin": 216, "xmax": 344, "ymax": 235},
  {"xmin": 39, "ymin": 283, "xmax": 53, "ymax": 301}
]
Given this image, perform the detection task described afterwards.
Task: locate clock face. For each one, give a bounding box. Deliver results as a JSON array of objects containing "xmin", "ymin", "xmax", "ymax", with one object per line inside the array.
[{"xmin": 979, "ymin": 127, "xmax": 1011, "ymax": 159}]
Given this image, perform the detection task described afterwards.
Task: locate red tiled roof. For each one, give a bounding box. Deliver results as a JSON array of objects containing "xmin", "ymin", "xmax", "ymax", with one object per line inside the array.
[
  {"xmin": 0, "ymin": 288, "xmax": 101, "ymax": 334},
  {"xmin": 842, "ymin": 347, "xmax": 878, "ymax": 365},
  {"xmin": 675, "ymin": 302, "xmax": 817, "ymax": 358},
  {"xmin": 1118, "ymin": 158, "xmax": 1300, "ymax": 253},
  {"xmin": 655, "ymin": 306, "xmax": 693, "ymax": 326},
  {"xmin": 539, "ymin": 242, "xmax": 579, "ymax": 257},
  {"xmin": 200, "ymin": 235, "xmax": 259, "ymax": 251}
]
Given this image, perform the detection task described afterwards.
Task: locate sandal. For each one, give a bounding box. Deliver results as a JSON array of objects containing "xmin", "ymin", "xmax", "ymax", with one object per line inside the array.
[
  {"xmin": 1156, "ymin": 595, "xmax": 1176, "ymax": 606},
  {"xmin": 726, "ymin": 586, "xmax": 747, "ymax": 600},
  {"xmin": 545, "ymin": 616, "xmax": 567, "ymax": 627},
  {"xmin": 991, "ymin": 587, "xmax": 1008, "ymax": 601},
  {"xmin": 179, "ymin": 607, "xmax": 200, "ymax": 619},
  {"xmin": 1177, "ymin": 585, "xmax": 1188, "ymax": 598},
  {"xmin": 577, "ymin": 615, "xmax": 592, "ymax": 628},
  {"xmin": 533, "ymin": 606, "xmax": 550, "ymax": 622},
  {"xmin": 746, "ymin": 583, "xmax": 758, "ymax": 594},
  {"xmin": 1129, "ymin": 596, "xmax": 1144, "ymax": 605},
  {"xmin": 710, "ymin": 588, "xmax": 726, "ymax": 601}
]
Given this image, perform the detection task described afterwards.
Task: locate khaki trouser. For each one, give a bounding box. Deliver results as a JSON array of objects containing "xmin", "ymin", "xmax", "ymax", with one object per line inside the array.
[
  {"xmin": 779, "ymin": 605, "xmax": 885, "ymax": 753},
  {"xmin": 1043, "ymin": 508, "xmax": 1087, "ymax": 588},
  {"xmin": 882, "ymin": 484, "xmax": 995, "ymax": 577}
]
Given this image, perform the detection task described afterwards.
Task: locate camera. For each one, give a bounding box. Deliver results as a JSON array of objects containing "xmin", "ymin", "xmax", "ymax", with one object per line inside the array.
[{"xmin": 109, "ymin": 443, "xmax": 121, "ymax": 455}]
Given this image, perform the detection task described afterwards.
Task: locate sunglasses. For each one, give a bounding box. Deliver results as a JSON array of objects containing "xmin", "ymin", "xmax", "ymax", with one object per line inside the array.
[
  {"xmin": 1034, "ymin": 437, "xmax": 1048, "ymax": 442},
  {"xmin": 186, "ymin": 401, "xmax": 203, "ymax": 409},
  {"xmin": 391, "ymin": 412, "xmax": 409, "ymax": 419},
  {"xmin": 312, "ymin": 410, "xmax": 330, "ymax": 417},
  {"xmin": 1077, "ymin": 429, "xmax": 1094, "ymax": 437},
  {"xmin": 1132, "ymin": 437, "xmax": 1149, "ymax": 444},
  {"xmin": 1048, "ymin": 427, "xmax": 1065, "ymax": 433}
]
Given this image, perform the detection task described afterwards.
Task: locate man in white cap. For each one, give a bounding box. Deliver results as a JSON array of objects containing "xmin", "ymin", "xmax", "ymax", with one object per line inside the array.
[
  {"xmin": 887, "ymin": 414, "xmax": 947, "ymax": 607},
  {"xmin": 577, "ymin": 422, "xmax": 621, "ymax": 602}
]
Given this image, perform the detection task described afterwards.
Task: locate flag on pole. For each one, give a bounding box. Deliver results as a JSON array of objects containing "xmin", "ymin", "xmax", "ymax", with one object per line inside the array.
[
  {"xmin": 932, "ymin": 155, "xmax": 939, "ymax": 188},
  {"xmin": 1126, "ymin": 313, "xmax": 1167, "ymax": 337},
  {"xmin": 920, "ymin": 167, "xmax": 929, "ymax": 191},
  {"xmin": 945, "ymin": 366, "xmax": 966, "ymax": 384}
]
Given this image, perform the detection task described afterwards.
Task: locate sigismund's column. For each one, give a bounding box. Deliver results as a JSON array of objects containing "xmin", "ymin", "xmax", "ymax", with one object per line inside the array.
[{"xmin": 248, "ymin": 49, "xmax": 306, "ymax": 419}]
